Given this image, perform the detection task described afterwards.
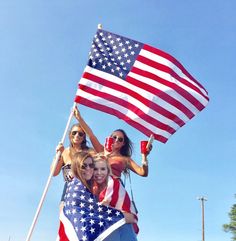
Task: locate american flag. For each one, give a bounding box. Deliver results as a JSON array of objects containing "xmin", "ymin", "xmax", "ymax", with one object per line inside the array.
[
  {"xmin": 99, "ymin": 176, "xmax": 139, "ymax": 234},
  {"xmin": 57, "ymin": 178, "xmax": 126, "ymax": 241},
  {"xmin": 75, "ymin": 29, "xmax": 209, "ymax": 143}
]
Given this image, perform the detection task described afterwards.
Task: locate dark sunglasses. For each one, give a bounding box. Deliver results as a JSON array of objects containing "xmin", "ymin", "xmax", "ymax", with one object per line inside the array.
[
  {"xmin": 81, "ymin": 163, "xmax": 95, "ymax": 169},
  {"xmin": 112, "ymin": 135, "xmax": 124, "ymax": 143},
  {"xmin": 71, "ymin": 131, "xmax": 84, "ymax": 137}
]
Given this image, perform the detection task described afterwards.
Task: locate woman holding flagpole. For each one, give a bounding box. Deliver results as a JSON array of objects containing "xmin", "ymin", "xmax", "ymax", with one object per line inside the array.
[
  {"xmin": 73, "ymin": 106, "xmax": 152, "ymax": 180},
  {"xmin": 52, "ymin": 123, "xmax": 95, "ymax": 206}
]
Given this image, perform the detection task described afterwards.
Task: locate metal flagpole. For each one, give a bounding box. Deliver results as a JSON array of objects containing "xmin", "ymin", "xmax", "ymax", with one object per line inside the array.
[{"xmin": 25, "ymin": 102, "xmax": 77, "ymax": 241}]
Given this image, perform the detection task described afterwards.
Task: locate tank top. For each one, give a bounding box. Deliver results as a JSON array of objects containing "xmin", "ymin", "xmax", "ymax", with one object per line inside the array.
[{"xmin": 109, "ymin": 157, "xmax": 127, "ymax": 178}]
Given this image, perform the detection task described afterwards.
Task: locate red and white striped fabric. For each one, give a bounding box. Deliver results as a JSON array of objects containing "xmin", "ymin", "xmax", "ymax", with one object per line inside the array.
[
  {"xmin": 75, "ymin": 29, "xmax": 209, "ymax": 143},
  {"xmin": 99, "ymin": 176, "xmax": 139, "ymax": 234}
]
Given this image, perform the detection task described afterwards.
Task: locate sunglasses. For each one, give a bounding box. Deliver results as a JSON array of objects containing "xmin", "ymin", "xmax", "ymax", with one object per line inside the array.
[
  {"xmin": 81, "ymin": 163, "xmax": 95, "ymax": 169},
  {"xmin": 71, "ymin": 131, "xmax": 84, "ymax": 137},
  {"xmin": 112, "ymin": 135, "xmax": 124, "ymax": 143}
]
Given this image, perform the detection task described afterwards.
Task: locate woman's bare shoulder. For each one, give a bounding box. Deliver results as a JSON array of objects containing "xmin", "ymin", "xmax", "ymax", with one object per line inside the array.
[{"xmin": 61, "ymin": 147, "xmax": 71, "ymax": 164}]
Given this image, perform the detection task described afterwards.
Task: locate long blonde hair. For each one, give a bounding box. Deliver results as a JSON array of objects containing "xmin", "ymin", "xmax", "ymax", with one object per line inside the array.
[{"xmin": 92, "ymin": 154, "xmax": 112, "ymax": 196}]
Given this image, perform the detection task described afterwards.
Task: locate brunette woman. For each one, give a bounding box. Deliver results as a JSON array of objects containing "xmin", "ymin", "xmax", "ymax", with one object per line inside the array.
[
  {"xmin": 52, "ymin": 123, "xmax": 94, "ymax": 203},
  {"xmin": 73, "ymin": 106, "xmax": 152, "ymax": 179}
]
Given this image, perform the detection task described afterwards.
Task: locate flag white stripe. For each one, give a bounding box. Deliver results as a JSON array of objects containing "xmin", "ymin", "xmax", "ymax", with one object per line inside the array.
[
  {"xmin": 140, "ymin": 48, "xmax": 208, "ymax": 98},
  {"xmin": 79, "ymin": 77, "xmax": 183, "ymax": 129},
  {"xmin": 128, "ymin": 70, "xmax": 201, "ymax": 115},
  {"xmin": 82, "ymin": 67, "xmax": 191, "ymax": 122},
  {"xmin": 60, "ymin": 211, "xmax": 78, "ymax": 241},
  {"xmin": 76, "ymin": 88, "xmax": 172, "ymax": 139},
  {"xmin": 115, "ymin": 181, "xmax": 126, "ymax": 210},
  {"xmin": 133, "ymin": 60, "xmax": 208, "ymax": 107},
  {"xmin": 105, "ymin": 176, "xmax": 115, "ymax": 203}
]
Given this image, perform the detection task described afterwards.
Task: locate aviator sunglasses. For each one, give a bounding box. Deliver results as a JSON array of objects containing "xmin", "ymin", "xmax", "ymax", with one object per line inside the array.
[
  {"xmin": 112, "ymin": 135, "xmax": 124, "ymax": 143},
  {"xmin": 71, "ymin": 131, "xmax": 84, "ymax": 137},
  {"xmin": 81, "ymin": 163, "xmax": 95, "ymax": 169}
]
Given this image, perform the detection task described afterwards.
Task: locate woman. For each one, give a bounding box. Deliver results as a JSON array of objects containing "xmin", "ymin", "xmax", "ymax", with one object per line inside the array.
[
  {"xmin": 52, "ymin": 123, "xmax": 94, "ymax": 204},
  {"xmin": 73, "ymin": 106, "xmax": 152, "ymax": 179},
  {"xmin": 92, "ymin": 155, "xmax": 138, "ymax": 241},
  {"xmin": 58, "ymin": 152, "xmax": 134, "ymax": 241}
]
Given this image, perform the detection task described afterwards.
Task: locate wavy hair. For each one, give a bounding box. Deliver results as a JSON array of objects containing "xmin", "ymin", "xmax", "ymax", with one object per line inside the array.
[
  {"xmin": 112, "ymin": 129, "xmax": 133, "ymax": 157},
  {"xmin": 69, "ymin": 123, "xmax": 89, "ymax": 150},
  {"xmin": 71, "ymin": 151, "xmax": 93, "ymax": 190}
]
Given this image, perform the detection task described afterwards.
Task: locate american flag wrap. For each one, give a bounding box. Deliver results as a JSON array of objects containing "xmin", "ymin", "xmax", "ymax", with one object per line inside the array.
[
  {"xmin": 57, "ymin": 178, "xmax": 126, "ymax": 241},
  {"xmin": 75, "ymin": 29, "xmax": 209, "ymax": 143},
  {"xmin": 99, "ymin": 176, "xmax": 139, "ymax": 234}
]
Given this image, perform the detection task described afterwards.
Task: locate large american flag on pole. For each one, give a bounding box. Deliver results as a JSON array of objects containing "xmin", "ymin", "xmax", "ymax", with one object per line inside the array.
[
  {"xmin": 75, "ymin": 28, "xmax": 209, "ymax": 143},
  {"xmin": 57, "ymin": 178, "xmax": 126, "ymax": 241}
]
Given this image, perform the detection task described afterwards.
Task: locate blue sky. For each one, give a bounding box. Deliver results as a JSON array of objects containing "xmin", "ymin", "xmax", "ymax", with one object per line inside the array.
[{"xmin": 0, "ymin": 0, "xmax": 235, "ymax": 241}]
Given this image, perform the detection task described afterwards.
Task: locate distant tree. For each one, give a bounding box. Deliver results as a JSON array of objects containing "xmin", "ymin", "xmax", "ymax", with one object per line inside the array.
[{"xmin": 223, "ymin": 195, "xmax": 236, "ymax": 241}]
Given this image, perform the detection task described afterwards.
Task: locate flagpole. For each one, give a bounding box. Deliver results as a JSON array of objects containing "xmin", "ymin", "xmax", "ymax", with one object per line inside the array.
[{"xmin": 25, "ymin": 102, "xmax": 77, "ymax": 241}]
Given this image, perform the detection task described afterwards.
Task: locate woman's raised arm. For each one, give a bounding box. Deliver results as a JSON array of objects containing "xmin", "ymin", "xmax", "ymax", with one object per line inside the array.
[{"xmin": 73, "ymin": 106, "xmax": 104, "ymax": 153}]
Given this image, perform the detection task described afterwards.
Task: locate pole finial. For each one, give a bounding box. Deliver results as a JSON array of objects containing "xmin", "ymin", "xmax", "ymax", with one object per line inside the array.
[{"xmin": 98, "ymin": 24, "xmax": 102, "ymax": 29}]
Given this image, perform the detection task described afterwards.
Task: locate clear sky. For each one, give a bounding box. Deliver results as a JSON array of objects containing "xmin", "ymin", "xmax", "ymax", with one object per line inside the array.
[{"xmin": 0, "ymin": 0, "xmax": 235, "ymax": 241}]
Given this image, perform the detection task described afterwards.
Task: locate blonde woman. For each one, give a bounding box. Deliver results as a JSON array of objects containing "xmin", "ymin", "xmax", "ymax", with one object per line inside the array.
[
  {"xmin": 92, "ymin": 155, "xmax": 138, "ymax": 241},
  {"xmin": 58, "ymin": 152, "xmax": 130, "ymax": 241}
]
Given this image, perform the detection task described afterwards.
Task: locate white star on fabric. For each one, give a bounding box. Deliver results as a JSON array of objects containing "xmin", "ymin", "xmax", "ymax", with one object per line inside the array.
[
  {"xmin": 115, "ymin": 211, "xmax": 121, "ymax": 216},
  {"xmin": 80, "ymin": 210, "xmax": 85, "ymax": 214},
  {"xmin": 81, "ymin": 226, "xmax": 86, "ymax": 232},
  {"xmin": 98, "ymin": 207, "xmax": 103, "ymax": 212},
  {"xmin": 98, "ymin": 221, "xmax": 104, "ymax": 227},
  {"xmin": 82, "ymin": 235, "xmax": 87, "ymax": 241},
  {"xmin": 106, "ymin": 209, "xmax": 112, "ymax": 214},
  {"xmin": 80, "ymin": 217, "xmax": 86, "ymax": 223},
  {"xmin": 80, "ymin": 202, "xmax": 85, "ymax": 208},
  {"xmin": 80, "ymin": 195, "xmax": 85, "ymax": 200},
  {"xmin": 89, "ymin": 219, "xmax": 95, "ymax": 225}
]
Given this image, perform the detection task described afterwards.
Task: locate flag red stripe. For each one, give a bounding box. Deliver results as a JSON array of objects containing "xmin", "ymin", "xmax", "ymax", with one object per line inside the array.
[
  {"xmin": 109, "ymin": 179, "xmax": 120, "ymax": 207},
  {"xmin": 143, "ymin": 44, "xmax": 209, "ymax": 97},
  {"xmin": 84, "ymin": 72, "xmax": 186, "ymax": 126},
  {"xmin": 79, "ymin": 72, "xmax": 179, "ymax": 134},
  {"xmin": 58, "ymin": 221, "xmax": 70, "ymax": 241},
  {"xmin": 75, "ymin": 95, "xmax": 168, "ymax": 143},
  {"xmin": 126, "ymin": 73, "xmax": 195, "ymax": 119},
  {"xmin": 131, "ymin": 66, "xmax": 206, "ymax": 112},
  {"xmin": 135, "ymin": 55, "xmax": 207, "ymax": 109},
  {"xmin": 121, "ymin": 193, "xmax": 131, "ymax": 212},
  {"xmin": 79, "ymin": 82, "xmax": 176, "ymax": 134},
  {"xmin": 75, "ymin": 29, "xmax": 209, "ymax": 143}
]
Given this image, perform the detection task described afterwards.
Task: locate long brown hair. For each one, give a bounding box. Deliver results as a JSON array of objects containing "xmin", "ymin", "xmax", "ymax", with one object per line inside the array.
[
  {"xmin": 111, "ymin": 129, "xmax": 133, "ymax": 157},
  {"xmin": 69, "ymin": 124, "xmax": 89, "ymax": 150},
  {"xmin": 71, "ymin": 151, "xmax": 93, "ymax": 190}
]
